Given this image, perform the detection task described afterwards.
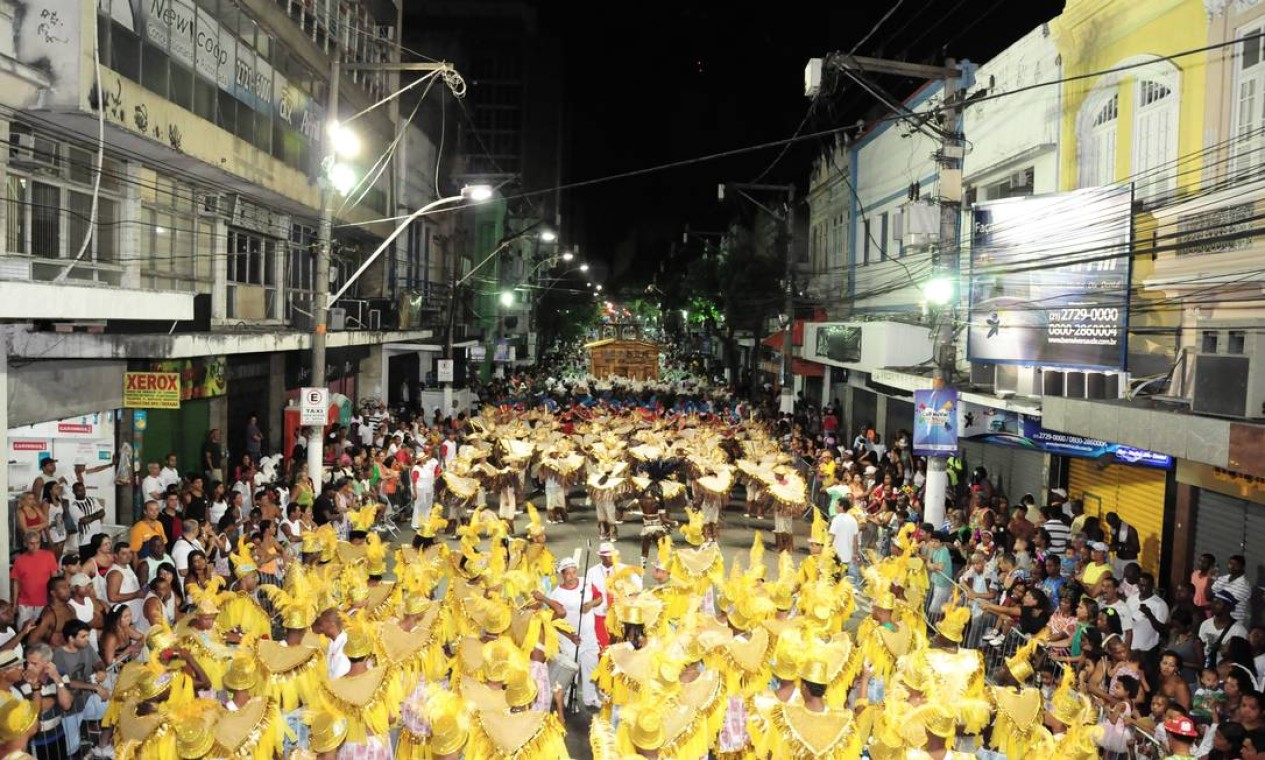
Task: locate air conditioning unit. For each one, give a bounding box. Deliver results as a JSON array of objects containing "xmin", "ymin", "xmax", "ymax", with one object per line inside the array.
[
  {"xmin": 9, "ymin": 131, "xmax": 58, "ymax": 173},
  {"xmin": 1040, "ymin": 368, "xmax": 1125, "ymax": 400},
  {"xmin": 1192, "ymin": 354, "xmax": 1265, "ymax": 418},
  {"xmin": 329, "ymin": 307, "xmax": 347, "ymax": 331},
  {"xmin": 893, "ymin": 201, "xmax": 939, "ymax": 250}
]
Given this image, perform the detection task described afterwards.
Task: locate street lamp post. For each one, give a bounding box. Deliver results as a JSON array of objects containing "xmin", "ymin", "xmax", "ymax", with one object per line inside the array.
[{"xmin": 306, "ymin": 52, "xmax": 475, "ymax": 489}]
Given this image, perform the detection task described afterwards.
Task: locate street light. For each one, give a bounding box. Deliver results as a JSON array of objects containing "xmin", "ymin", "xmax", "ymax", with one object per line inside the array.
[
  {"xmin": 561, "ymin": 250, "xmax": 574, "ymax": 262},
  {"xmin": 595, "ymin": 284, "xmax": 603, "ymax": 292},
  {"xmin": 923, "ymin": 276, "xmax": 954, "ymax": 306},
  {"xmin": 328, "ymin": 122, "xmax": 362, "ymax": 158},
  {"xmin": 462, "ymin": 184, "xmax": 495, "ymax": 202},
  {"xmin": 328, "ymin": 163, "xmax": 357, "ymax": 196},
  {"xmin": 579, "ymin": 263, "xmax": 589, "ymax": 272},
  {"xmin": 540, "ymin": 229, "xmax": 558, "ymax": 243}
]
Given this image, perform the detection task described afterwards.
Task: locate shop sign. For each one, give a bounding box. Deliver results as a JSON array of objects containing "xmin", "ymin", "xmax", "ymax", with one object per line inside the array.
[
  {"xmin": 957, "ymin": 400, "xmax": 1172, "ymax": 469},
  {"xmin": 968, "ymin": 186, "xmax": 1132, "ymax": 370},
  {"xmin": 1176, "ymin": 460, "xmax": 1265, "ymax": 505},
  {"xmin": 124, "ymin": 372, "xmax": 182, "ymax": 409},
  {"xmin": 143, "ymin": 357, "xmax": 227, "ymax": 400},
  {"xmin": 913, "ymin": 388, "xmax": 959, "ymax": 456},
  {"xmin": 11, "ymin": 441, "xmax": 47, "ymax": 452}
]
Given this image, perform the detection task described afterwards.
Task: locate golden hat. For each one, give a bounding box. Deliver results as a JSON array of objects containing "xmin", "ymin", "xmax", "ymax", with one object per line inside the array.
[
  {"xmin": 505, "ymin": 666, "xmax": 539, "ymax": 708},
  {"xmin": 901, "ymin": 702, "xmax": 958, "ymax": 747},
  {"xmin": 876, "ymin": 622, "xmax": 914, "ymax": 659},
  {"xmin": 1050, "ymin": 665, "xmax": 1091, "ymax": 725},
  {"xmin": 231, "ymin": 536, "xmax": 258, "ymax": 579},
  {"xmin": 0, "ymin": 694, "xmax": 37, "ymax": 743},
  {"xmin": 402, "ymin": 590, "xmax": 432, "ymax": 617},
  {"xmin": 799, "ymin": 647, "xmax": 831, "ymax": 685},
  {"xmin": 145, "ymin": 618, "xmax": 178, "ymax": 654},
  {"xmin": 896, "ymin": 650, "xmax": 933, "ymax": 694},
  {"xmin": 223, "ymin": 647, "xmax": 259, "ymax": 692},
  {"xmin": 938, "ymin": 596, "xmax": 971, "ymax": 643},
  {"xmin": 306, "ymin": 704, "xmax": 349, "ymax": 754},
  {"xmin": 171, "ymin": 699, "xmax": 220, "ymax": 759},
  {"xmin": 872, "ymin": 584, "xmax": 898, "ymax": 611},
  {"xmin": 627, "ymin": 703, "xmax": 667, "ymax": 751},
  {"xmin": 418, "ymin": 504, "xmax": 448, "ymax": 539},
  {"xmin": 343, "ymin": 618, "xmax": 376, "ymax": 660},
  {"xmin": 1005, "ymin": 637, "xmax": 1040, "ymax": 684},
  {"xmin": 300, "ymin": 530, "xmax": 321, "ymax": 554},
  {"xmin": 771, "ymin": 628, "xmax": 805, "ymax": 682},
  {"xmin": 427, "ymin": 690, "xmax": 470, "ymax": 756},
  {"xmin": 187, "ymin": 574, "xmax": 225, "ymax": 617},
  {"xmin": 262, "ymin": 581, "xmax": 318, "ymax": 631},
  {"xmin": 621, "ymin": 602, "xmax": 645, "ymax": 627},
  {"xmin": 365, "ymin": 533, "xmax": 388, "ymax": 576},
  {"xmin": 136, "ymin": 667, "xmax": 175, "ymax": 702},
  {"xmin": 482, "ymin": 638, "xmax": 520, "ymax": 682},
  {"xmin": 473, "ymin": 598, "xmax": 513, "ymax": 635}
]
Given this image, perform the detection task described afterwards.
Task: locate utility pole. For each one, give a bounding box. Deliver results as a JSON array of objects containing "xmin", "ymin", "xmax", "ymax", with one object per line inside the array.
[
  {"xmin": 308, "ymin": 54, "xmax": 339, "ymax": 490},
  {"xmin": 815, "ymin": 54, "xmax": 963, "ymax": 527},
  {"xmin": 309, "ymin": 55, "xmax": 463, "ymax": 488}
]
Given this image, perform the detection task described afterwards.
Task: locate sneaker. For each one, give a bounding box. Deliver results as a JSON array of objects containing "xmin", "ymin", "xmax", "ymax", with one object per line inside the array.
[{"xmin": 92, "ymin": 747, "xmax": 116, "ymax": 759}]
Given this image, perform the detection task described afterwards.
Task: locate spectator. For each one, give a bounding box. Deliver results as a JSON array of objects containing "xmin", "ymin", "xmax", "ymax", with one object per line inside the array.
[
  {"xmin": 137, "ymin": 535, "xmax": 174, "ymax": 589},
  {"xmin": 64, "ymin": 483, "xmax": 104, "ymax": 564},
  {"xmin": 139, "ymin": 461, "xmax": 164, "ymax": 505},
  {"xmin": 1168, "ymin": 607, "xmax": 1206, "ymax": 688},
  {"xmin": 202, "ymin": 428, "xmax": 225, "ymax": 484},
  {"xmin": 158, "ymin": 452, "xmax": 181, "ymax": 494},
  {"xmin": 245, "ymin": 412, "xmax": 264, "ymax": 462},
  {"xmin": 1099, "ymin": 576, "xmax": 1136, "ymax": 649},
  {"xmin": 156, "ymin": 492, "xmax": 183, "ymax": 552},
  {"xmin": 170, "ymin": 519, "xmax": 203, "ymax": 593},
  {"xmin": 1105, "ymin": 512, "xmax": 1141, "ymax": 577},
  {"xmin": 9, "ymin": 532, "xmax": 58, "ymax": 628},
  {"xmin": 1130, "ymin": 571, "xmax": 1169, "ymax": 661},
  {"xmin": 139, "ymin": 571, "xmax": 176, "ymax": 634},
  {"xmin": 127, "ymin": 500, "xmax": 166, "ymax": 555},
  {"xmin": 52, "ymin": 619, "xmax": 109, "ymax": 759},
  {"xmin": 1201, "ymin": 591, "xmax": 1249, "ymax": 668},
  {"xmin": 97, "ymin": 605, "xmax": 141, "ymax": 667},
  {"xmin": 1041, "ymin": 506, "xmax": 1070, "ymax": 556},
  {"xmin": 39, "ymin": 483, "xmax": 67, "ymax": 561},
  {"xmin": 1193, "ymin": 553, "xmax": 1217, "ymax": 616},
  {"xmin": 1213, "ymin": 554, "xmax": 1253, "ymax": 625},
  {"xmin": 184, "ymin": 475, "xmax": 208, "ymax": 525},
  {"xmin": 21, "ymin": 643, "xmax": 73, "ymax": 759},
  {"xmin": 1081, "ymin": 541, "xmax": 1114, "ymax": 597},
  {"xmin": 65, "ymin": 575, "xmax": 104, "ymax": 653},
  {"xmin": 15, "ymin": 493, "xmax": 49, "ymax": 549},
  {"xmin": 103, "ymin": 543, "xmax": 143, "ymax": 626},
  {"xmin": 29, "ymin": 577, "xmax": 74, "ymax": 648},
  {"xmin": 0, "ymin": 601, "xmax": 31, "ymax": 660}
]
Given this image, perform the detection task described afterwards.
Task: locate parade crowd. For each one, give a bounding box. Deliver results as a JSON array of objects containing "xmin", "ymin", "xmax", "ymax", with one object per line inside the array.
[{"xmin": 0, "ymin": 369, "xmax": 1260, "ymax": 759}]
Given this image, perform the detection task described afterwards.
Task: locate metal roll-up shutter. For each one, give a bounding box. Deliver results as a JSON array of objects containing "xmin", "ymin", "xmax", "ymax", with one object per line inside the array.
[
  {"xmin": 959, "ymin": 442, "xmax": 1046, "ymax": 504},
  {"xmin": 851, "ymin": 388, "xmax": 878, "ymax": 432},
  {"xmin": 885, "ymin": 398, "xmax": 914, "ymax": 444},
  {"xmin": 1069, "ymin": 459, "xmax": 1168, "ymax": 574},
  {"xmin": 1193, "ymin": 491, "xmax": 1250, "ymax": 573}
]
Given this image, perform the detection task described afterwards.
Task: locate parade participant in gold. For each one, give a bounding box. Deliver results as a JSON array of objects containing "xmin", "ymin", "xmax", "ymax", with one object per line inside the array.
[
  {"xmin": 0, "ymin": 694, "xmax": 39, "ymax": 760},
  {"xmin": 218, "ymin": 537, "xmax": 273, "ymax": 639},
  {"xmin": 749, "ymin": 646, "xmax": 863, "ymax": 760},
  {"xmin": 318, "ymin": 616, "xmax": 403, "ymax": 759},
  {"xmin": 987, "ymin": 637, "xmax": 1052, "ymax": 759}
]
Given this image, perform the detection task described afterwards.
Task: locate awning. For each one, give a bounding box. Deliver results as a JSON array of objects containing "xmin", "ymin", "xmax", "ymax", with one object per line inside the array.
[
  {"xmin": 792, "ymin": 359, "xmax": 825, "ymax": 377},
  {"xmin": 762, "ymin": 315, "xmax": 826, "ymax": 351}
]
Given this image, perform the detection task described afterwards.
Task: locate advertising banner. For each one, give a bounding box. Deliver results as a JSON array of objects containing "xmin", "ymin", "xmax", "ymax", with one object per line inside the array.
[
  {"xmin": 913, "ymin": 388, "xmax": 959, "ymax": 456},
  {"xmin": 123, "ymin": 372, "xmax": 181, "ymax": 409},
  {"xmin": 144, "ymin": 358, "xmax": 227, "ymax": 400},
  {"xmin": 958, "ymin": 400, "xmax": 1171, "ymax": 469},
  {"xmin": 968, "ymin": 186, "xmax": 1133, "ymax": 370}
]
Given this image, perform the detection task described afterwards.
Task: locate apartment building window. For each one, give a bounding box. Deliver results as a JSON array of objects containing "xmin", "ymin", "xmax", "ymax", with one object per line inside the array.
[
  {"xmin": 879, "ymin": 212, "xmax": 889, "ymax": 261},
  {"xmin": 226, "ymin": 229, "xmax": 280, "ymax": 320},
  {"xmin": 1235, "ymin": 26, "xmax": 1265, "ymax": 178},
  {"xmin": 862, "ymin": 219, "xmax": 871, "ymax": 265},
  {"xmin": 4, "ymin": 126, "xmax": 123, "ymax": 285},
  {"xmin": 1078, "ymin": 93, "xmax": 1118, "ymax": 188},
  {"xmin": 139, "ymin": 170, "xmax": 215, "ymax": 293},
  {"xmin": 1133, "ymin": 74, "xmax": 1179, "ymax": 202},
  {"xmin": 287, "ymin": 223, "xmax": 316, "ymax": 326}
]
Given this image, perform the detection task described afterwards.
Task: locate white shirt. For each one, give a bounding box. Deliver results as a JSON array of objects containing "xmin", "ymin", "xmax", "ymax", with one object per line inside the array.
[
  {"xmin": 327, "ymin": 630, "xmax": 351, "ymax": 679},
  {"xmin": 107, "ymin": 564, "xmax": 143, "ymax": 625},
  {"xmin": 441, "ymin": 440, "xmax": 458, "ymax": 466},
  {"xmin": 1104, "ymin": 598, "xmax": 1134, "ymax": 634},
  {"xmin": 141, "ymin": 475, "xmax": 165, "ymax": 502},
  {"xmin": 828, "ymin": 512, "xmax": 860, "ymax": 564},
  {"xmin": 0, "ymin": 627, "xmax": 23, "ymax": 661},
  {"xmin": 1127, "ymin": 593, "xmax": 1169, "ymax": 651},
  {"xmin": 171, "ymin": 537, "xmax": 203, "ymax": 577},
  {"xmin": 159, "ymin": 466, "xmax": 181, "ymax": 493},
  {"xmin": 1212, "ymin": 574, "xmax": 1253, "ymax": 623},
  {"xmin": 413, "ymin": 459, "xmax": 439, "ymax": 494},
  {"xmin": 548, "ymin": 583, "xmax": 597, "ymax": 644},
  {"xmin": 1199, "ymin": 617, "xmax": 1248, "ymax": 662},
  {"xmin": 208, "ymin": 500, "xmax": 229, "ymax": 527},
  {"xmin": 66, "ymin": 497, "xmax": 102, "ymax": 547}
]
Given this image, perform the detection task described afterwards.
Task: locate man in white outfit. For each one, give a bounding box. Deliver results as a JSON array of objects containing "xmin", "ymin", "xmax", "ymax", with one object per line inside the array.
[
  {"xmin": 411, "ymin": 447, "xmax": 440, "ymax": 530},
  {"xmin": 545, "ymin": 557, "xmax": 603, "ymax": 710}
]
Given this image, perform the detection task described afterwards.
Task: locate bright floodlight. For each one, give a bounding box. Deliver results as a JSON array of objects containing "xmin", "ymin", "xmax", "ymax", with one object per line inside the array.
[
  {"xmin": 579, "ymin": 263, "xmax": 589, "ymax": 272},
  {"xmin": 595, "ymin": 284, "xmax": 603, "ymax": 292},
  {"xmin": 328, "ymin": 122, "xmax": 361, "ymax": 158},
  {"xmin": 924, "ymin": 276, "xmax": 954, "ymax": 306},
  {"xmin": 540, "ymin": 229, "xmax": 558, "ymax": 243},
  {"xmin": 586, "ymin": 282, "xmax": 592, "ymax": 288},
  {"xmin": 462, "ymin": 184, "xmax": 495, "ymax": 202},
  {"xmin": 561, "ymin": 251, "xmax": 574, "ymax": 262},
  {"xmin": 328, "ymin": 163, "xmax": 357, "ymax": 196},
  {"xmin": 499, "ymin": 291, "xmax": 514, "ymax": 307}
]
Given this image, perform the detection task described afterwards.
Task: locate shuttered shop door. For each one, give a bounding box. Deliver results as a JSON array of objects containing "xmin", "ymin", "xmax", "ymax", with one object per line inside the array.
[
  {"xmin": 960, "ymin": 441, "xmax": 1047, "ymax": 504},
  {"xmin": 1069, "ymin": 460, "xmax": 1167, "ymax": 574},
  {"xmin": 1192, "ymin": 491, "xmax": 1265, "ymax": 621}
]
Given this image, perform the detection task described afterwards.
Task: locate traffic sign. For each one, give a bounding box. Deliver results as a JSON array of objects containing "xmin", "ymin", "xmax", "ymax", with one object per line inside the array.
[
  {"xmin": 436, "ymin": 359, "xmax": 454, "ymax": 383},
  {"xmin": 300, "ymin": 387, "xmax": 329, "ymax": 426}
]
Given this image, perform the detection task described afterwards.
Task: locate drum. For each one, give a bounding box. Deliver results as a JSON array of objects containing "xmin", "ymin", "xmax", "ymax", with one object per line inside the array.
[{"xmin": 547, "ymin": 656, "xmax": 580, "ymax": 691}]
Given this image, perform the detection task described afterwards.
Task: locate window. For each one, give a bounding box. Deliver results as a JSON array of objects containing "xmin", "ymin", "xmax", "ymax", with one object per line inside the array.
[
  {"xmin": 879, "ymin": 212, "xmax": 889, "ymax": 261},
  {"xmin": 226, "ymin": 228, "xmax": 280, "ymax": 320},
  {"xmin": 1079, "ymin": 94, "xmax": 1118, "ymax": 188},
  {"xmin": 286, "ymin": 223, "xmax": 317, "ymax": 326},
  {"xmin": 862, "ymin": 219, "xmax": 871, "ymax": 265},
  {"xmin": 1133, "ymin": 77, "xmax": 1178, "ymax": 202},
  {"xmin": 4, "ymin": 127, "xmax": 122, "ymax": 284},
  {"xmin": 1235, "ymin": 26, "xmax": 1265, "ymax": 177}
]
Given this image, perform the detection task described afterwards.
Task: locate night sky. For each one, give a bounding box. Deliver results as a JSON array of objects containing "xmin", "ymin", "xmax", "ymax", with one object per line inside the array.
[{"xmin": 513, "ymin": 1, "xmax": 1062, "ymax": 287}]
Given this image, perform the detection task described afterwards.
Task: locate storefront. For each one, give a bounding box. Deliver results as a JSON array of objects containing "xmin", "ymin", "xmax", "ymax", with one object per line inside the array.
[
  {"xmin": 1068, "ymin": 459, "xmax": 1170, "ymax": 576},
  {"xmin": 959, "ymin": 439, "xmax": 1048, "ymax": 506},
  {"xmin": 127, "ymin": 357, "xmax": 227, "ymax": 493},
  {"xmin": 1176, "ymin": 461, "xmax": 1265, "ymax": 618},
  {"xmin": 7, "ymin": 413, "xmax": 118, "ymax": 520},
  {"xmin": 226, "ymin": 355, "xmax": 275, "ymax": 461}
]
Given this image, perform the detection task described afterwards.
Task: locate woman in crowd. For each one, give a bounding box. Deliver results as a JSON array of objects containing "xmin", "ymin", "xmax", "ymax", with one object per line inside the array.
[
  {"xmin": 16, "ymin": 492, "xmax": 48, "ymax": 548},
  {"xmin": 99, "ymin": 604, "xmax": 143, "ymax": 666},
  {"xmin": 41, "ymin": 481, "xmax": 67, "ymax": 560},
  {"xmin": 207, "ymin": 480, "xmax": 230, "ymax": 527},
  {"xmin": 1158, "ymin": 650, "xmax": 1193, "ymax": 709},
  {"xmin": 1168, "ymin": 606, "xmax": 1206, "ymax": 689}
]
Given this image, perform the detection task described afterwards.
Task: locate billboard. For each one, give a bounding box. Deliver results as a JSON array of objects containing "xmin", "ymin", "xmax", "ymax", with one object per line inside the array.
[
  {"xmin": 123, "ymin": 372, "xmax": 182, "ymax": 409},
  {"xmin": 913, "ymin": 388, "xmax": 959, "ymax": 456},
  {"xmin": 968, "ymin": 186, "xmax": 1133, "ymax": 370},
  {"xmin": 958, "ymin": 400, "xmax": 1171, "ymax": 469}
]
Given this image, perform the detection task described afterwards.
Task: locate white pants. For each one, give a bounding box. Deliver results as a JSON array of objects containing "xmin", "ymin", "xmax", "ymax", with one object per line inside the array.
[
  {"xmin": 545, "ymin": 481, "xmax": 566, "ymax": 510},
  {"xmin": 412, "ymin": 486, "xmax": 434, "ymax": 528}
]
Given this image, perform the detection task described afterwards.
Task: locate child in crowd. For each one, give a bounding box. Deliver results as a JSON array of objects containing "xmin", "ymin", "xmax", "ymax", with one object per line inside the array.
[
  {"xmin": 1191, "ymin": 667, "xmax": 1226, "ymax": 724},
  {"xmin": 1098, "ymin": 674, "xmax": 1139, "ymax": 758}
]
